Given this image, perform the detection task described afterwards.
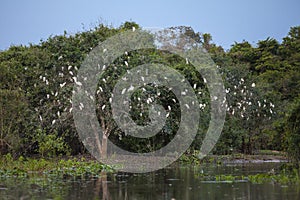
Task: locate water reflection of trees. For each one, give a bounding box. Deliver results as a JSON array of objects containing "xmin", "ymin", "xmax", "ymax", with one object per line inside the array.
[
  {"xmin": 2, "ymin": 167, "xmax": 300, "ymax": 199},
  {"xmin": 94, "ymin": 172, "xmax": 111, "ymax": 200}
]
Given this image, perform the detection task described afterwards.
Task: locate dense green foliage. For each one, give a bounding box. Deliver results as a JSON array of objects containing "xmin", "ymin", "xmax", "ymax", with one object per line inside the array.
[
  {"xmin": 0, "ymin": 22, "xmax": 299, "ymax": 162},
  {"xmin": 0, "ymin": 153, "xmax": 113, "ymax": 177}
]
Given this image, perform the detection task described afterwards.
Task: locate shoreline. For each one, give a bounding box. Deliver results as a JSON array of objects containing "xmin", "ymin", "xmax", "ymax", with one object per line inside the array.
[
  {"xmin": 0, "ymin": 152, "xmax": 290, "ymax": 175},
  {"xmin": 203, "ymin": 154, "xmax": 288, "ymax": 164}
]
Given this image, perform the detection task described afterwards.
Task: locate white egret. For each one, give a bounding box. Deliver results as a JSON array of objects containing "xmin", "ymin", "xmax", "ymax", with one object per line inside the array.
[
  {"xmin": 186, "ymin": 58, "xmax": 189, "ymax": 64},
  {"xmin": 75, "ymin": 81, "xmax": 82, "ymax": 86},
  {"xmin": 60, "ymin": 82, "xmax": 66, "ymax": 88},
  {"xmin": 128, "ymin": 85, "xmax": 134, "ymax": 91},
  {"xmin": 79, "ymin": 103, "xmax": 84, "ymax": 108}
]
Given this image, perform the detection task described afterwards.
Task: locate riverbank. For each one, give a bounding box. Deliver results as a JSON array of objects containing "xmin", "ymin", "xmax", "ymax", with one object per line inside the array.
[
  {"xmin": 0, "ymin": 151, "xmax": 290, "ymax": 176},
  {"xmin": 1, "ymin": 152, "xmax": 299, "ymax": 185},
  {"xmin": 203, "ymin": 153, "xmax": 288, "ymax": 164},
  {"xmin": 0, "ymin": 154, "xmax": 113, "ymax": 178},
  {"xmin": 178, "ymin": 150, "xmax": 288, "ymax": 165}
]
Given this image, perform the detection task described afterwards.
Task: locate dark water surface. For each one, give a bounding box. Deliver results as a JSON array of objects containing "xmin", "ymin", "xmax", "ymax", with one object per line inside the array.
[{"xmin": 1, "ymin": 163, "xmax": 299, "ymax": 200}]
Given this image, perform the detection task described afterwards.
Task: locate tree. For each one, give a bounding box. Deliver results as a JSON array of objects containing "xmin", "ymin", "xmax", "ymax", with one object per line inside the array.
[
  {"xmin": 285, "ymin": 95, "xmax": 300, "ymax": 162},
  {"xmin": 229, "ymin": 41, "xmax": 258, "ymax": 67},
  {"xmin": 215, "ymin": 62, "xmax": 276, "ymax": 154},
  {"xmin": 0, "ymin": 89, "xmax": 28, "ymax": 155},
  {"xmin": 0, "ymin": 22, "xmax": 299, "ymax": 159}
]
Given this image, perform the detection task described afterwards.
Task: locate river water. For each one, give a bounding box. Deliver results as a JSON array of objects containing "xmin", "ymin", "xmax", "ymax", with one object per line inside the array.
[{"xmin": 1, "ymin": 162, "xmax": 299, "ymax": 199}]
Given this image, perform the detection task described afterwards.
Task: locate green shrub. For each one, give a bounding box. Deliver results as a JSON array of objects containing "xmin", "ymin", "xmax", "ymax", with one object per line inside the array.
[{"xmin": 34, "ymin": 129, "xmax": 70, "ymax": 157}]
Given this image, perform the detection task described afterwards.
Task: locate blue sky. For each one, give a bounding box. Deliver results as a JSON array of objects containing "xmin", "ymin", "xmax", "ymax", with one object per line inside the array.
[{"xmin": 1, "ymin": 0, "xmax": 299, "ymax": 50}]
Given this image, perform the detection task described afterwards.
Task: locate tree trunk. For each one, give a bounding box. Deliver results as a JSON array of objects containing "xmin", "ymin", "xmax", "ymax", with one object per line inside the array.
[{"xmin": 101, "ymin": 134, "xmax": 108, "ymax": 159}]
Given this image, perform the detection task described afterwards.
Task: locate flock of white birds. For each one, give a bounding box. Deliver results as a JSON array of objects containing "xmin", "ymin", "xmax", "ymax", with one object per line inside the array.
[{"xmin": 37, "ymin": 50, "xmax": 274, "ymax": 128}]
